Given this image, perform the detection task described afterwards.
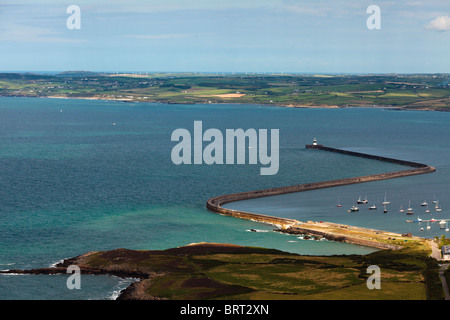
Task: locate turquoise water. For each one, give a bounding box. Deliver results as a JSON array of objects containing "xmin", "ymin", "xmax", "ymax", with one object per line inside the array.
[{"xmin": 0, "ymin": 97, "xmax": 449, "ymax": 299}]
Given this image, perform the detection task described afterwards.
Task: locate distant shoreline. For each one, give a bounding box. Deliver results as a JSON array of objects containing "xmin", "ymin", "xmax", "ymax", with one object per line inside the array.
[{"xmin": 0, "ymin": 94, "xmax": 440, "ymax": 112}]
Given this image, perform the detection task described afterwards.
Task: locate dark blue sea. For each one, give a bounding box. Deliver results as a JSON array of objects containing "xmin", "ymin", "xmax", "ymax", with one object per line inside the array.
[{"xmin": 0, "ymin": 97, "xmax": 449, "ymax": 299}]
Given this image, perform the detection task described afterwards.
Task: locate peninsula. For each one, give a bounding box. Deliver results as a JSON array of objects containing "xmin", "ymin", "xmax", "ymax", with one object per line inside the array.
[{"xmin": 0, "ymin": 241, "xmax": 443, "ymax": 300}]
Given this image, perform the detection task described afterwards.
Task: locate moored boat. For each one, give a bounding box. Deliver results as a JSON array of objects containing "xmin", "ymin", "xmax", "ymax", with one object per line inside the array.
[
  {"xmin": 382, "ymin": 192, "xmax": 390, "ymax": 205},
  {"xmin": 406, "ymin": 201, "xmax": 414, "ymax": 215}
]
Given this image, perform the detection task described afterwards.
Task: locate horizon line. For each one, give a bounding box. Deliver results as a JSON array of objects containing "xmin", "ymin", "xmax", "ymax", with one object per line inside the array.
[{"xmin": 1, "ymin": 70, "xmax": 449, "ymax": 76}]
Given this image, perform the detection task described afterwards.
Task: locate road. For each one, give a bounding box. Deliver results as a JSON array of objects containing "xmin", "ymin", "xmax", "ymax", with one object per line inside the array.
[{"xmin": 428, "ymin": 240, "xmax": 450, "ymax": 300}]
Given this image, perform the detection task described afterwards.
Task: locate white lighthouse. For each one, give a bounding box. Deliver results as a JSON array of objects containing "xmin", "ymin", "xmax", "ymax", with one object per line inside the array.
[{"xmin": 313, "ymin": 138, "xmax": 318, "ymax": 146}]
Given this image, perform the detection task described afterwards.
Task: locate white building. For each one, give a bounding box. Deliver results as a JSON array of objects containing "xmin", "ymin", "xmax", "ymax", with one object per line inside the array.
[{"xmin": 441, "ymin": 245, "xmax": 450, "ymax": 260}]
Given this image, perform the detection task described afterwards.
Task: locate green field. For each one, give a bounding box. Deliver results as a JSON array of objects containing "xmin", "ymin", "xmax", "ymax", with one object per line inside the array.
[
  {"xmin": 68, "ymin": 242, "xmax": 442, "ymax": 300},
  {"xmin": 1, "ymin": 72, "xmax": 449, "ymax": 110}
]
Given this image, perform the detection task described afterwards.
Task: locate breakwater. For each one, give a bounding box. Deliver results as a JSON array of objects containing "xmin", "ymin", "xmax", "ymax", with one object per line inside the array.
[{"xmin": 206, "ymin": 143, "xmax": 436, "ymax": 249}]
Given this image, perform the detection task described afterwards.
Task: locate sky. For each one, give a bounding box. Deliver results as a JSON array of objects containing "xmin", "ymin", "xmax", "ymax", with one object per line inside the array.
[{"xmin": 0, "ymin": 0, "xmax": 449, "ymax": 73}]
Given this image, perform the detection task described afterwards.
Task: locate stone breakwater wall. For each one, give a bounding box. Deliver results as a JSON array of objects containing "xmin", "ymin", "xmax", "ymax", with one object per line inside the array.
[
  {"xmin": 206, "ymin": 144, "xmax": 436, "ymax": 248},
  {"xmin": 276, "ymin": 225, "xmax": 403, "ymax": 250},
  {"xmin": 309, "ymin": 144, "xmax": 432, "ymax": 168}
]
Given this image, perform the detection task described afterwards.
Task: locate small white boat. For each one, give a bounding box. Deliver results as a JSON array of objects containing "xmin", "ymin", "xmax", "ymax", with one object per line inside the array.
[
  {"xmin": 406, "ymin": 201, "xmax": 414, "ymax": 215},
  {"xmin": 350, "ymin": 205, "xmax": 359, "ymax": 212},
  {"xmin": 369, "ymin": 205, "xmax": 377, "ymax": 210},
  {"xmin": 382, "ymin": 192, "xmax": 390, "ymax": 205},
  {"xmin": 440, "ymin": 220, "xmax": 447, "ymax": 229},
  {"xmin": 357, "ymin": 196, "xmax": 368, "ymax": 204},
  {"xmin": 421, "ymin": 201, "xmax": 428, "ymax": 206},
  {"xmin": 383, "ymin": 205, "xmax": 388, "ymax": 213},
  {"xmin": 399, "ymin": 205, "xmax": 405, "ymax": 213},
  {"xmin": 435, "ymin": 203, "xmax": 442, "ymax": 212}
]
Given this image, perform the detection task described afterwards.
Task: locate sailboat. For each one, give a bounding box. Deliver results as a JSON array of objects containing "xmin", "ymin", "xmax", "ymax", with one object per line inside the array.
[
  {"xmin": 421, "ymin": 201, "xmax": 428, "ymax": 207},
  {"xmin": 357, "ymin": 196, "xmax": 368, "ymax": 204},
  {"xmin": 406, "ymin": 201, "xmax": 414, "ymax": 215},
  {"xmin": 399, "ymin": 205, "xmax": 405, "ymax": 213},
  {"xmin": 383, "ymin": 205, "xmax": 388, "ymax": 213},
  {"xmin": 369, "ymin": 204, "xmax": 377, "ymax": 210},
  {"xmin": 336, "ymin": 199, "xmax": 342, "ymax": 207},
  {"xmin": 435, "ymin": 202, "xmax": 442, "ymax": 212},
  {"xmin": 382, "ymin": 192, "xmax": 390, "ymax": 205},
  {"xmin": 350, "ymin": 205, "xmax": 359, "ymax": 212}
]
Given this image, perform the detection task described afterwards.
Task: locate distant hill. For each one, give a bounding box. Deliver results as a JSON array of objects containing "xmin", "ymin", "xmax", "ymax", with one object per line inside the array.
[{"xmin": 56, "ymin": 71, "xmax": 104, "ymax": 77}]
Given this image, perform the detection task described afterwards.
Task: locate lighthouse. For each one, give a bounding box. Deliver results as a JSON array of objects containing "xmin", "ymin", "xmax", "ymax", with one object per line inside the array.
[{"xmin": 306, "ymin": 138, "xmax": 322, "ymax": 149}]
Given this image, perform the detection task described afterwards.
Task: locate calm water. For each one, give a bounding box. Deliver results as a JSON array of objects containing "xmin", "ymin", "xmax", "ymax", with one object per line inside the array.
[{"xmin": 0, "ymin": 97, "xmax": 449, "ymax": 299}]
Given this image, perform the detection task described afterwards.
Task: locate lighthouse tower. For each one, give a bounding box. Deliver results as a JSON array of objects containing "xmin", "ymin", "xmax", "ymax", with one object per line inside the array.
[{"xmin": 306, "ymin": 138, "xmax": 322, "ymax": 149}]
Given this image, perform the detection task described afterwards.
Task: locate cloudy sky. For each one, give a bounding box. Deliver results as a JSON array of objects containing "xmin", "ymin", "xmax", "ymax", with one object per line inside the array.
[{"xmin": 0, "ymin": 0, "xmax": 449, "ymax": 73}]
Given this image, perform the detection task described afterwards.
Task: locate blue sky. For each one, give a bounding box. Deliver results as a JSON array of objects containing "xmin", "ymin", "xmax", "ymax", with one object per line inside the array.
[{"xmin": 1, "ymin": 0, "xmax": 449, "ymax": 73}]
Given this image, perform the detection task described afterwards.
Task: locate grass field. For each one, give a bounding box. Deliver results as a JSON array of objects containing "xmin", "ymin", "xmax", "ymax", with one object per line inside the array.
[{"xmin": 70, "ymin": 242, "xmax": 442, "ymax": 300}]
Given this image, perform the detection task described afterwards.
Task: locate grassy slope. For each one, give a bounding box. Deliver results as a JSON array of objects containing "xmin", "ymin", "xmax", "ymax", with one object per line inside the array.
[{"xmin": 75, "ymin": 242, "xmax": 442, "ymax": 300}]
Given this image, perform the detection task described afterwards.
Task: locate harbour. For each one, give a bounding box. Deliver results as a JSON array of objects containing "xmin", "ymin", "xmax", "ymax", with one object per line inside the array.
[
  {"xmin": 207, "ymin": 139, "xmax": 437, "ymax": 250},
  {"xmin": 1, "ymin": 99, "xmax": 449, "ymax": 299}
]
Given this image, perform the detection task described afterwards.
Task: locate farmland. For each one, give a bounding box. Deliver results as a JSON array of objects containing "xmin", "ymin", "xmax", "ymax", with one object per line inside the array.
[{"xmin": 1, "ymin": 72, "xmax": 449, "ymax": 110}]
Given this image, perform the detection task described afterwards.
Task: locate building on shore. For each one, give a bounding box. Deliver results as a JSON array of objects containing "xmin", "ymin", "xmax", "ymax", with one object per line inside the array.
[{"xmin": 441, "ymin": 245, "xmax": 450, "ymax": 260}]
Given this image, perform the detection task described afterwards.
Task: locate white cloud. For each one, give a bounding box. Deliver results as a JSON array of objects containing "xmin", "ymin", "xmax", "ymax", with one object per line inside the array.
[
  {"xmin": 123, "ymin": 34, "xmax": 193, "ymax": 40},
  {"xmin": 123, "ymin": 33, "xmax": 212, "ymax": 40},
  {"xmin": 406, "ymin": 1, "xmax": 423, "ymax": 6},
  {"xmin": 424, "ymin": 15, "xmax": 450, "ymax": 31}
]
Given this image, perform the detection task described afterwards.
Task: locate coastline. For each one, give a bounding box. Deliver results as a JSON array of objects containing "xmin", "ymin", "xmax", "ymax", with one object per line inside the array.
[
  {"xmin": 0, "ymin": 142, "xmax": 442, "ymax": 300},
  {"xmin": 206, "ymin": 143, "xmax": 436, "ymax": 251},
  {"xmin": 0, "ymin": 97, "xmax": 445, "ymax": 300},
  {"xmin": 0, "ymin": 94, "xmax": 445, "ymax": 112}
]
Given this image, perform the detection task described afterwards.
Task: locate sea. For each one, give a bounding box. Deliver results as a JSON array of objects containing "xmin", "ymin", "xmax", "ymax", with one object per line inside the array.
[{"xmin": 0, "ymin": 96, "xmax": 449, "ymax": 300}]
